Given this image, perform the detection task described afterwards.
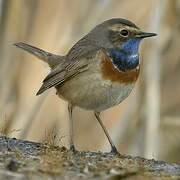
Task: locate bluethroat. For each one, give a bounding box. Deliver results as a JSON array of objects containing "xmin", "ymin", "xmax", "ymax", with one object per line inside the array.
[{"xmin": 15, "ymin": 18, "xmax": 157, "ymax": 154}]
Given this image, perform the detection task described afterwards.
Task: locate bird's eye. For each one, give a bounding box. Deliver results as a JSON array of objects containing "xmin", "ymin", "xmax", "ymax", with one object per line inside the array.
[{"xmin": 120, "ymin": 29, "xmax": 129, "ymax": 37}]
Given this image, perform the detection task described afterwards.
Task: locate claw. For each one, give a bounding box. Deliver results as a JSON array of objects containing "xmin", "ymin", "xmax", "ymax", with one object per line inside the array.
[
  {"xmin": 70, "ymin": 144, "xmax": 76, "ymax": 152},
  {"xmin": 111, "ymin": 146, "xmax": 119, "ymax": 154}
]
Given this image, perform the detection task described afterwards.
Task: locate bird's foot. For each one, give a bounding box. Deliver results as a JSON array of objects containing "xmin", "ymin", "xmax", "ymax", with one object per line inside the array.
[
  {"xmin": 110, "ymin": 146, "xmax": 120, "ymax": 154},
  {"xmin": 70, "ymin": 144, "xmax": 77, "ymax": 153}
]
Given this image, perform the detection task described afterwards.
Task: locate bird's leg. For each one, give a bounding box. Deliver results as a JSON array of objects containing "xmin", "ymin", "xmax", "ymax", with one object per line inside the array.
[
  {"xmin": 68, "ymin": 103, "xmax": 75, "ymax": 152},
  {"xmin": 94, "ymin": 111, "xmax": 119, "ymax": 154}
]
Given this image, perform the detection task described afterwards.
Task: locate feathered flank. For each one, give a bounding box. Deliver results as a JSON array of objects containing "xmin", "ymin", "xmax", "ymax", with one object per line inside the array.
[{"xmin": 36, "ymin": 62, "xmax": 89, "ymax": 95}]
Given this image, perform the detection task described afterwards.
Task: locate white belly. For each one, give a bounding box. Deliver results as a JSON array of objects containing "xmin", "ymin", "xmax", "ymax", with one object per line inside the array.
[{"xmin": 57, "ymin": 72, "xmax": 135, "ymax": 111}]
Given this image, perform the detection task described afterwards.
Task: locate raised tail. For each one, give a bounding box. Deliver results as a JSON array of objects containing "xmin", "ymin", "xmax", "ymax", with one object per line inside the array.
[{"xmin": 14, "ymin": 42, "xmax": 64, "ymax": 70}]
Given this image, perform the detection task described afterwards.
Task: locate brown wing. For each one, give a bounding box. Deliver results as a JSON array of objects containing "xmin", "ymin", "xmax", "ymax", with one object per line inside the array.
[
  {"xmin": 36, "ymin": 57, "xmax": 90, "ymax": 95},
  {"xmin": 36, "ymin": 33, "xmax": 101, "ymax": 95}
]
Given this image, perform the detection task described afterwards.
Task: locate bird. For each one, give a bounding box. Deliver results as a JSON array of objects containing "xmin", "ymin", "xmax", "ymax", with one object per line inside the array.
[{"xmin": 14, "ymin": 18, "xmax": 157, "ymax": 154}]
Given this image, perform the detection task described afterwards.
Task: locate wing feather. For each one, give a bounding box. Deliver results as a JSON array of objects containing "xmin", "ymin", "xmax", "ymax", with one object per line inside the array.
[
  {"xmin": 36, "ymin": 37, "xmax": 100, "ymax": 95},
  {"xmin": 36, "ymin": 61, "xmax": 89, "ymax": 95}
]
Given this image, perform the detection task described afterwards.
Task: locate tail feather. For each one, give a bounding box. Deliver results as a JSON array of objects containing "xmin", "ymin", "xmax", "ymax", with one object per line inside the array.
[{"xmin": 14, "ymin": 42, "xmax": 63, "ymax": 69}]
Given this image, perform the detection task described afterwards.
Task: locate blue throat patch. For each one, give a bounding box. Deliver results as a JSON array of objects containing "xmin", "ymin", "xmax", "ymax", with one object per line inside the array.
[{"xmin": 109, "ymin": 38, "xmax": 141, "ymax": 72}]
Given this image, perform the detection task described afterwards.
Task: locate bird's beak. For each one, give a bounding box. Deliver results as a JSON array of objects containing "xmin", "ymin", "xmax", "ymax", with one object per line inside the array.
[{"xmin": 136, "ymin": 32, "xmax": 157, "ymax": 38}]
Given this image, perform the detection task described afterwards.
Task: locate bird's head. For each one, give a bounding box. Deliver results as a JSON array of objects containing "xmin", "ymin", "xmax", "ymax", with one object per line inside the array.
[
  {"xmin": 91, "ymin": 18, "xmax": 157, "ymax": 71},
  {"xmin": 106, "ymin": 18, "xmax": 157, "ymax": 53}
]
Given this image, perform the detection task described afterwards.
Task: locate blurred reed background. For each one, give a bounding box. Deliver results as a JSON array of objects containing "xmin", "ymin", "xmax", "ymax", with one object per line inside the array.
[{"xmin": 0, "ymin": 0, "xmax": 180, "ymax": 163}]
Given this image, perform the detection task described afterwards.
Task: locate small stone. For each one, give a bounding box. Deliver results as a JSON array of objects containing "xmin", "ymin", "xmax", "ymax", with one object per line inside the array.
[
  {"xmin": 61, "ymin": 146, "xmax": 67, "ymax": 152},
  {"xmin": 83, "ymin": 166, "xmax": 89, "ymax": 173},
  {"xmin": 6, "ymin": 158, "xmax": 20, "ymax": 172},
  {"xmin": 109, "ymin": 168, "xmax": 120, "ymax": 175}
]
